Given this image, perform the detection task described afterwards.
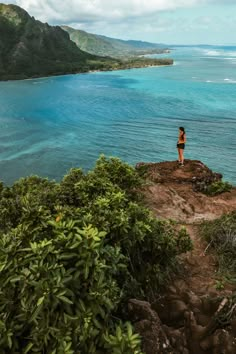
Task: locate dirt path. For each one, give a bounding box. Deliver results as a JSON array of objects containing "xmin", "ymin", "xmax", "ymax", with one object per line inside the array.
[
  {"xmin": 129, "ymin": 221, "xmax": 236, "ymax": 354},
  {"xmin": 143, "ymin": 224, "xmax": 236, "ymax": 354},
  {"xmin": 134, "ymin": 160, "xmax": 236, "ymax": 353},
  {"xmin": 177, "ymin": 224, "xmax": 225, "ymax": 295},
  {"xmin": 138, "ymin": 160, "xmax": 236, "ymax": 294}
]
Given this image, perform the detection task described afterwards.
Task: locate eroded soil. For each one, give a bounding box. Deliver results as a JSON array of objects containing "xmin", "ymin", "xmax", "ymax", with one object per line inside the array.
[{"xmin": 129, "ymin": 160, "xmax": 236, "ymax": 354}]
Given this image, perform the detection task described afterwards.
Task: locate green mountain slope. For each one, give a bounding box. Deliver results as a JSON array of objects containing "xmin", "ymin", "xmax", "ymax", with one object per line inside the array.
[
  {"xmin": 0, "ymin": 4, "xmax": 115, "ymax": 80},
  {"xmin": 0, "ymin": 4, "xmax": 173, "ymax": 81},
  {"xmin": 61, "ymin": 26, "xmax": 169, "ymax": 57}
]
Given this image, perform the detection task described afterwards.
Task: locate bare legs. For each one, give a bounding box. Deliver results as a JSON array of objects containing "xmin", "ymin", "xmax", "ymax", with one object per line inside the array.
[
  {"xmin": 178, "ymin": 148, "xmax": 184, "ymax": 165},
  {"xmin": 178, "ymin": 148, "xmax": 181, "ymax": 162}
]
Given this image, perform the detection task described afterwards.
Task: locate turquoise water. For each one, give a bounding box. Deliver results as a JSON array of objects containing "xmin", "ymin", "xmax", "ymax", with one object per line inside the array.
[{"xmin": 0, "ymin": 46, "xmax": 236, "ymax": 185}]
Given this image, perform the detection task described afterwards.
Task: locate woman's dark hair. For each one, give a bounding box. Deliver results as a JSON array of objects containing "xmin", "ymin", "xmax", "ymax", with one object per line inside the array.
[{"xmin": 179, "ymin": 126, "xmax": 185, "ymax": 139}]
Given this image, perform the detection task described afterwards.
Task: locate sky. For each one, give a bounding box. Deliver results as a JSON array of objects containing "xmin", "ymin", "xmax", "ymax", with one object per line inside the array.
[{"xmin": 4, "ymin": 1, "xmax": 236, "ymax": 44}]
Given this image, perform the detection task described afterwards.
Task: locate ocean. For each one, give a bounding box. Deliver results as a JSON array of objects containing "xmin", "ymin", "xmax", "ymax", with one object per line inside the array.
[{"xmin": 0, "ymin": 46, "xmax": 235, "ymax": 185}]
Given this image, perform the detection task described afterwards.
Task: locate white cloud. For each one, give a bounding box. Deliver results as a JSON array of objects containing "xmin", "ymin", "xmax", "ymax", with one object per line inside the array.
[
  {"xmin": 9, "ymin": 0, "xmax": 204, "ymax": 23},
  {"xmin": 4, "ymin": 0, "xmax": 236, "ymax": 44}
]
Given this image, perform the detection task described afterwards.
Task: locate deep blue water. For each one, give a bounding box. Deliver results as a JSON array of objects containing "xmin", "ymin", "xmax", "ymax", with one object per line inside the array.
[{"xmin": 0, "ymin": 46, "xmax": 236, "ymax": 185}]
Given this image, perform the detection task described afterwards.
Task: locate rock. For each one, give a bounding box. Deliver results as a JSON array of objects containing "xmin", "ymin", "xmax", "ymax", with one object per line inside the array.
[
  {"xmin": 128, "ymin": 299, "xmax": 173, "ymax": 354},
  {"xmin": 201, "ymin": 295, "xmax": 220, "ymax": 315},
  {"xmin": 152, "ymin": 297, "xmax": 188, "ymax": 326},
  {"xmin": 231, "ymin": 318, "xmax": 236, "ymax": 335},
  {"xmin": 163, "ymin": 327, "xmax": 187, "ymax": 350},
  {"xmin": 184, "ymin": 292, "xmax": 202, "ymax": 309},
  {"xmin": 136, "ymin": 159, "xmax": 222, "ymax": 186},
  {"xmin": 137, "ymin": 159, "xmax": 236, "ymax": 223},
  {"xmin": 167, "ymin": 286, "xmax": 177, "ymax": 294},
  {"xmin": 172, "ymin": 280, "xmax": 188, "ymax": 292},
  {"xmin": 195, "ymin": 313, "xmax": 212, "ymax": 327},
  {"xmin": 128, "ymin": 293, "xmax": 236, "ymax": 354},
  {"xmin": 210, "ymin": 329, "xmax": 236, "ymax": 354},
  {"xmin": 184, "ymin": 311, "xmax": 206, "ymax": 354}
]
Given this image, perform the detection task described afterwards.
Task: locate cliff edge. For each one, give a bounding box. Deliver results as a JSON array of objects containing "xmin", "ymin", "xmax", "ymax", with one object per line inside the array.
[
  {"xmin": 129, "ymin": 160, "xmax": 236, "ymax": 354},
  {"xmin": 136, "ymin": 159, "xmax": 236, "ymax": 223}
]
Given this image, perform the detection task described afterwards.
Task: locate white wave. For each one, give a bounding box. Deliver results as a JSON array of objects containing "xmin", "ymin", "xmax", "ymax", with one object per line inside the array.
[
  {"xmin": 205, "ymin": 78, "xmax": 236, "ymax": 84},
  {"xmin": 224, "ymin": 79, "xmax": 236, "ymax": 83},
  {"xmin": 202, "ymin": 49, "xmax": 236, "ymax": 58},
  {"xmin": 205, "ymin": 50, "xmax": 221, "ymax": 56},
  {"xmin": 200, "ymin": 56, "xmax": 236, "ymax": 63},
  {"xmin": 200, "ymin": 56, "xmax": 220, "ymax": 60}
]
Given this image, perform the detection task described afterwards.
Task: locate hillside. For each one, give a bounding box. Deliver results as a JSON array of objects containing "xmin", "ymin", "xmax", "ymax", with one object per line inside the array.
[
  {"xmin": 0, "ymin": 4, "xmax": 173, "ymax": 80},
  {"xmin": 0, "ymin": 4, "xmax": 121, "ymax": 80},
  {"xmin": 61, "ymin": 25, "xmax": 170, "ymax": 58},
  {"xmin": 0, "ymin": 156, "xmax": 235, "ymax": 353},
  {"xmin": 133, "ymin": 160, "xmax": 236, "ymax": 354}
]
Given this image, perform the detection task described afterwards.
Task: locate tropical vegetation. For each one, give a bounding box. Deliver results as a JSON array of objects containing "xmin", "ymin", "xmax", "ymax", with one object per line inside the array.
[{"xmin": 0, "ymin": 156, "xmax": 192, "ymax": 353}]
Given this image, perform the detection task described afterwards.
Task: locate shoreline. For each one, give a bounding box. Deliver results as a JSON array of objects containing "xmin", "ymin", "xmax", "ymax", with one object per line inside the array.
[
  {"xmin": 0, "ymin": 61, "xmax": 174, "ymax": 83},
  {"xmin": 88, "ymin": 63, "xmax": 173, "ymax": 74}
]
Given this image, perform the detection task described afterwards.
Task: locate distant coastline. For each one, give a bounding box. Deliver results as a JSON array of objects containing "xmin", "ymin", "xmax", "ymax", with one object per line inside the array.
[
  {"xmin": 1, "ymin": 58, "xmax": 174, "ymax": 82},
  {"xmin": 0, "ymin": 4, "xmax": 173, "ymax": 82},
  {"xmin": 88, "ymin": 63, "xmax": 173, "ymax": 74}
]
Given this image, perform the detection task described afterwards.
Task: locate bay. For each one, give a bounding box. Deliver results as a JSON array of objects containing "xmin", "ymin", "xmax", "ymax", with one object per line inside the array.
[{"xmin": 0, "ymin": 46, "xmax": 235, "ymax": 184}]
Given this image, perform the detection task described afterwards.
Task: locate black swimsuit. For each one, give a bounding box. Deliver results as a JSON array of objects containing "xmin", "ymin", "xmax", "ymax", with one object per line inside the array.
[
  {"xmin": 177, "ymin": 133, "xmax": 185, "ymax": 149},
  {"xmin": 177, "ymin": 143, "xmax": 185, "ymax": 149}
]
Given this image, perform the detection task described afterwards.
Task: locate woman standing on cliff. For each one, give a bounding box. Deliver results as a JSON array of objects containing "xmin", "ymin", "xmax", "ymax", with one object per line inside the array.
[{"xmin": 177, "ymin": 127, "xmax": 186, "ymax": 166}]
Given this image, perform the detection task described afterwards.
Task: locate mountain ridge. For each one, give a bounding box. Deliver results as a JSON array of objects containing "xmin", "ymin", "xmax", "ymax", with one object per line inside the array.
[
  {"xmin": 0, "ymin": 3, "xmax": 173, "ymax": 81},
  {"xmin": 61, "ymin": 25, "xmax": 170, "ymax": 58},
  {"xmin": 0, "ymin": 3, "xmax": 103, "ymax": 80}
]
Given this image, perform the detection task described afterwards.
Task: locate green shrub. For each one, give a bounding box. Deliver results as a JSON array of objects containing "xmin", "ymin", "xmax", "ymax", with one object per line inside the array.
[
  {"xmin": 104, "ymin": 322, "xmax": 142, "ymax": 354},
  {"xmin": 204, "ymin": 181, "xmax": 232, "ymax": 196},
  {"xmin": 59, "ymin": 168, "xmax": 84, "ymax": 205},
  {"xmin": 0, "ymin": 155, "xmax": 192, "ymax": 353},
  {"xmin": 200, "ymin": 212, "xmax": 236, "ymax": 277},
  {"xmin": 0, "ymin": 223, "xmax": 125, "ymax": 353},
  {"xmin": 0, "ymin": 175, "xmax": 59, "ymax": 233},
  {"xmin": 135, "ymin": 163, "xmax": 150, "ymax": 179},
  {"xmin": 92, "ymin": 155, "xmax": 143, "ymax": 194}
]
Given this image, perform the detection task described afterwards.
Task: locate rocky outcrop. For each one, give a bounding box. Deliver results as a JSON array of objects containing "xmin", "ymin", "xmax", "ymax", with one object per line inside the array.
[
  {"xmin": 128, "ymin": 288, "xmax": 236, "ymax": 354},
  {"xmin": 128, "ymin": 299, "xmax": 173, "ymax": 353},
  {"xmin": 131, "ymin": 160, "xmax": 236, "ymax": 353},
  {"xmin": 136, "ymin": 160, "xmax": 222, "ymax": 187},
  {"xmin": 136, "ymin": 160, "xmax": 236, "ymax": 222}
]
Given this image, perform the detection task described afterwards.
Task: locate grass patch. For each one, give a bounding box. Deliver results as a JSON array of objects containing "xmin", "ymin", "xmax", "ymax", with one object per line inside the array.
[
  {"xmin": 204, "ymin": 181, "xmax": 233, "ymax": 196},
  {"xmin": 200, "ymin": 212, "xmax": 236, "ymax": 281}
]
